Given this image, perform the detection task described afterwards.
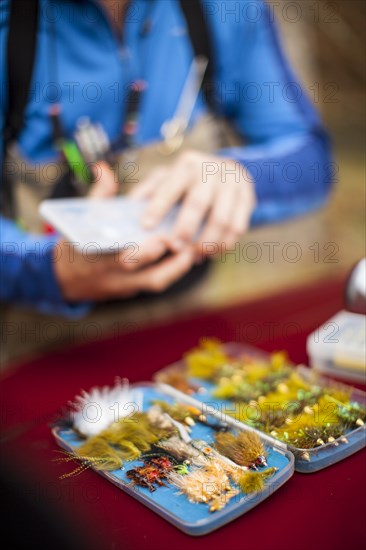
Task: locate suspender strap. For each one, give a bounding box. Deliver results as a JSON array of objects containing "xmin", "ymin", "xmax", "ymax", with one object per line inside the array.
[
  {"xmin": 5, "ymin": 0, "xmax": 39, "ymax": 143},
  {"xmin": 2, "ymin": 0, "xmax": 39, "ymax": 215}
]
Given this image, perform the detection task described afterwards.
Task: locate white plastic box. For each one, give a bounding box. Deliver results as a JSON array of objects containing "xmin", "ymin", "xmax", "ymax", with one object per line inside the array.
[{"xmin": 307, "ymin": 310, "xmax": 366, "ymax": 384}]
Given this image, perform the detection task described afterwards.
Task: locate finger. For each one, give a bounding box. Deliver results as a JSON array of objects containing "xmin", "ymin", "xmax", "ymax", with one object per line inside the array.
[
  {"xmin": 100, "ymin": 270, "xmax": 140, "ymax": 299},
  {"xmin": 99, "ymin": 235, "xmax": 185, "ymax": 273},
  {"xmin": 142, "ymin": 158, "xmax": 196, "ymax": 229},
  {"xmin": 172, "ymin": 184, "xmax": 212, "ymax": 243},
  {"xmin": 197, "ymin": 187, "xmax": 251, "ymax": 258},
  {"xmin": 89, "ymin": 161, "xmax": 119, "ymax": 198},
  {"xmin": 220, "ymin": 231, "xmax": 241, "ymax": 252},
  {"xmin": 117, "ymin": 236, "xmax": 169, "ymax": 272},
  {"xmin": 128, "ymin": 167, "xmax": 169, "ymax": 200},
  {"xmin": 137, "ymin": 247, "xmax": 195, "ymax": 293},
  {"xmin": 197, "ymin": 184, "xmax": 237, "ymax": 252},
  {"xmin": 231, "ymin": 189, "xmax": 252, "ymax": 236},
  {"xmin": 217, "ymin": 193, "xmax": 251, "ymax": 253},
  {"xmin": 102, "ymin": 247, "xmax": 194, "ymax": 297}
]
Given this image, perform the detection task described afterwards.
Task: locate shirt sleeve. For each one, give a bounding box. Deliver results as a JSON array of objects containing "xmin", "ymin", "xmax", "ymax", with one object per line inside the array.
[
  {"xmin": 208, "ymin": 0, "xmax": 334, "ymax": 224},
  {"xmin": 0, "ymin": 216, "xmax": 91, "ymax": 317},
  {"xmin": 0, "ymin": 2, "xmax": 90, "ymax": 317}
]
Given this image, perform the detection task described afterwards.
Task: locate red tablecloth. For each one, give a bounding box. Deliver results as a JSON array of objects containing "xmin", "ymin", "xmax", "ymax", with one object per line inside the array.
[{"xmin": 1, "ymin": 276, "xmax": 365, "ymax": 550}]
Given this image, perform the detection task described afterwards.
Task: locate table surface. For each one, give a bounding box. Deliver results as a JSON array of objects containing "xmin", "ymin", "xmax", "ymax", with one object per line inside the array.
[{"xmin": 1, "ymin": 276, "xmax": 365, "ymax": 550}]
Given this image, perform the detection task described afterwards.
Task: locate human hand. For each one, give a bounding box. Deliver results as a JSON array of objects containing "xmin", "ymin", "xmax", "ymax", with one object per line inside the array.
[
  {"xmin": 53, "ymin": 237, "xmax": 195, "ymax": 302},
  {"xmin": 129, "ymin": 151, "xmax": 256, "ymax": 257}
]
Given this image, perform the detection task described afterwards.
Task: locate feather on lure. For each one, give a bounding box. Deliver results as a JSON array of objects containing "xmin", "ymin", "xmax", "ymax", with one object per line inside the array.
[
  {"xmin": 214, "ymin": 431, "xmax": 267, "ymax": 469},
  {"xmin": 71, "ymin": 378, "xmax": 143, "ymax": 437}
]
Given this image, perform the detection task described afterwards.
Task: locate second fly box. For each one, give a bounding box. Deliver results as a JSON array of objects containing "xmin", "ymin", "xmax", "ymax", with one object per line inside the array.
[{"xmin": 153, "ymin": 340, "xmax": 366, "ymax": 472}]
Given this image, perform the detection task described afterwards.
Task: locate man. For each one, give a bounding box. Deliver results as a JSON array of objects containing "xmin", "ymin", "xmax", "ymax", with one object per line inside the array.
[{"xmin": 0, "ymin": 0, "xmax": 333, "ymax": 316}]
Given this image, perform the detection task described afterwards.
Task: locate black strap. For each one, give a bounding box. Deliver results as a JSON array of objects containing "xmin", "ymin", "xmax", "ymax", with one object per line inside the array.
[
  {"xmin": 2, "ymin": 0, "xmax": 39, "ymax": 215},
  {"xmin": 178, "ymin": 0, "xmax": 216, "ymax": 110},
  {"xmin": 5, "ymin": 0, "xmax": 39, "ymax": 143}
]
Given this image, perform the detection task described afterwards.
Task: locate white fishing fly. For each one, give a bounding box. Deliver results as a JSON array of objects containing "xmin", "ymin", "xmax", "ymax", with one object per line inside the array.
[{"xmin": 71, "ymin": 378, "xmax": 143, "ymax": 437}]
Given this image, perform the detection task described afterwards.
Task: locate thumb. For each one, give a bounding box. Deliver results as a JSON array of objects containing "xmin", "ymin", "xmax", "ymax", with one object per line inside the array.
[{"xmin": 89, "ymin": 161, "xmax": 119, "ymax": 198}]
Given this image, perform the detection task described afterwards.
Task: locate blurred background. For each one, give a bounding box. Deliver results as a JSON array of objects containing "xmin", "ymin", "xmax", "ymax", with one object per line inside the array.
[{"xmin": 2, "ymin": 0, "xmax": 365, "ymax": 368}]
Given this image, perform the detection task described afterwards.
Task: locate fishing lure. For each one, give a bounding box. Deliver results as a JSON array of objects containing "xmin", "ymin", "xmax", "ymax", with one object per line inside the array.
[
  {"xmin": 157, "ymin": 435, "xmax": 209, "ymax": 467},
  {"xmin": 168, "ymin": 461, "xmax": 239, "ymax": 512},
  {"xmin": 235, "ymin": 467, "xmax": 278, "ymax": 494},
  {"xmin": 126, "ymin": 456, "xmax": 173, "ymax": 492},
  {"xmin": 70, "ymin": 378, "xmax": 143, "ymax": 437},
  {"xmin": 75, "ymin": 438, "xmax": 123, "ymax": 470},
  {"xmin": 154, "ymin": 368, "xmax": 199, "ymax": 395},
  {"xmin": 185, "ymin": 338, "xmax": 231, "ymax": 379},
  {"xmin": 100, "ymin": 412, "xmax": 175, "ymax": 454},
  {"xmin": 52, "ymin": 449, "xmax": 113, "ymax": 479},
  {"xmin": 151, "ymin": 400, "xmax": 229, "ymax": 432},
  {"xmin": 214, "ymin": 431, "xmax": 267, "ymax": 469},
  {"xmin": 126, "ymin": 454, "xmax": 190, "ymax": 492},
  {"xmin": 147, "ymin": 405, "xmax": 177, "ymax": 430},
  {"xmin": 152, "ymin": 400, "xmax": 202, "ymax": 427}
]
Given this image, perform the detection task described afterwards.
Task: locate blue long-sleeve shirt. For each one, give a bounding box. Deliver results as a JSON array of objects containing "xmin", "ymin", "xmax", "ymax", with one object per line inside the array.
[{"xmin": 0, "ymin": 0, "xmax": 333, "ymax": 315}]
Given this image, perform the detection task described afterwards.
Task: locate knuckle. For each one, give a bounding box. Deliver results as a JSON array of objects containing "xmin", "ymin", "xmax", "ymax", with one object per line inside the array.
[
  {"xmin": 224, "ymin": 237, "xmax": 236, "ymax": 249},
  {"xmin": 187, "ymin": 194, "xmax": 207, "ymax": 213},
  {"xmin": 121, "ymin": 257, "xmax": 138, "ymax": 271},
  {"xmin": 176, "ymin": 226, "xmax": 193, "ymax": 241},
  {"xmin": 211, "ymin": 214, "xmax": 230, "ymax": 231},
  {"xmin": 153, "ymin": 166, "xmax": 167, "ymax": 178},
  {"xmin": 181, "ymin": 255, "xmax": 193, "ymax": 270},
  {"xmin": 229, "ymin": 230, "xmax": 242, "ymax": 242},
  {"xmin": 232, "ymin": 220, "xmax": 245, "ymax": 235},
  {"xmin": 180, "ymin": 149, "xmax": 199, "ymax": 164},
  {"xmin": 150, "ymin": 196, "xmax": 168, "ymax": 213},
  {"xmin": 147, "ymin": 275, "xmax": 166, "ymax": 293},
  {"xmin": 240, "ymin": 183, "xmax": 250, "ymax": 196},
  {"xmin": 124, "ymin": 262, "xmax": 138, "ymax": 272}
]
